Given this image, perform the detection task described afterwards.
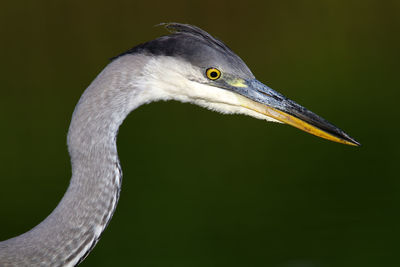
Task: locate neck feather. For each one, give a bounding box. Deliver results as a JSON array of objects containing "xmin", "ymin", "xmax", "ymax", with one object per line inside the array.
[{"xmin": 0, "ymin": 55, "xmax": 154, "ymax": 266}]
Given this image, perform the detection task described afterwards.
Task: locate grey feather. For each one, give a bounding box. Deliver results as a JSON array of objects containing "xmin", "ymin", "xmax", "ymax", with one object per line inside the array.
[
  {"xmin": 114, "ymin": 23, "xmax": 254, "ymax": 79},
  {"xmin": 0, "ymin": 22, "xmax": 358, "ymax": 266},
  {"xmin": 0, "ymin": 23, "xmax": 261, "ymax": 266}
]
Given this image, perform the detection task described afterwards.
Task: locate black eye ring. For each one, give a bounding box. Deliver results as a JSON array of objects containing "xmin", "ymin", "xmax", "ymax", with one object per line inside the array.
[{"xmin": 206, "ymin": 68, "xmax": 221, "ymax": 80}]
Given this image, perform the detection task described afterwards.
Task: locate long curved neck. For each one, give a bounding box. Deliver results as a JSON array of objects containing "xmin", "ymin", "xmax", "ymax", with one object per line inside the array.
[{"xmin": 0, "ymin": 56, "xmax": 154, "ymax": 266}]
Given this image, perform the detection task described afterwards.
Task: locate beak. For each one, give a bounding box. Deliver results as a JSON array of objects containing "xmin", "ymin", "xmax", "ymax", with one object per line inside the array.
[{"xmin": 230, "ymin": 79, "xmax": 360, "ymax": 146}]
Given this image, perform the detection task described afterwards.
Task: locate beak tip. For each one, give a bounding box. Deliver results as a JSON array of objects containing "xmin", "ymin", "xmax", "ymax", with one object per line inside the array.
[
  {"xmin": 350, "ymin": 139, "xmax": 361, "ymax": 147},
  {"xmin": 342, "ymin": 134, "xmax": 361, "ymax": 147}
]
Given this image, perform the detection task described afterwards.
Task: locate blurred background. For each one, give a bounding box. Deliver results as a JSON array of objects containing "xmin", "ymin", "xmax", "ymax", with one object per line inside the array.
[{"xmin": 0, "ymin": 0, "xmax": 399, "ymax": 266}]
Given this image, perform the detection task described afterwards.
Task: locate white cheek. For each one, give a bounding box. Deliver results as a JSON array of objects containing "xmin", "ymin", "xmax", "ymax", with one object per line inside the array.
[
  {"xmin": 138, "ymin": 56, "xmax": 280, "ymax": 123},
  {"xmin": 187, "ymin": 82, "xmax": 280, "ymax": 122}
]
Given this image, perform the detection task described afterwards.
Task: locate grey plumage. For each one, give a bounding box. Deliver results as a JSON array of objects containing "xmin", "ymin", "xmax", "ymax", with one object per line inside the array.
[
  {"xmin": 0, "ymin": 23, "xmax": 359, "ymax": 267},
  {"xmin": 116, "ymin": 23, "xmax": 254, "ymax": 79},
  {"xmin": 0, "ymin": 55, "xmax": 131, "ymax": 266}
]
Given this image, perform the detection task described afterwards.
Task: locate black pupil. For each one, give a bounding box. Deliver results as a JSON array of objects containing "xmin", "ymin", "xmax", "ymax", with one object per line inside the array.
[{"xmin": 210, "ymin": 71, "xmax": 218, "ymax": 78}]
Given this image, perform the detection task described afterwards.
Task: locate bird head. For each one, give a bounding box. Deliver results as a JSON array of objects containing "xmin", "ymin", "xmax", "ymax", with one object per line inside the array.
[{"xmin": 115, "ymin": 23, "xmax": 359, "ymax": 146}]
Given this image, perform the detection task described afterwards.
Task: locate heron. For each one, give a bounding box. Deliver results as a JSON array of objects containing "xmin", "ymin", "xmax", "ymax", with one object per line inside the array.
[{"xmin": 0, "ymin": 23, "xmax": 359, "ymax": 266}]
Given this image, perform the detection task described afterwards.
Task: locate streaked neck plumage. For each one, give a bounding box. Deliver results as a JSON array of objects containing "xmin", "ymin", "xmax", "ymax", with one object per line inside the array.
[
  {"xmin": 0, "ymin": 55, "xmax": 157, "ymax": 266},
  {"xmin": 0, "ymin": 53, "xmax": 261, "ymax": 266}
]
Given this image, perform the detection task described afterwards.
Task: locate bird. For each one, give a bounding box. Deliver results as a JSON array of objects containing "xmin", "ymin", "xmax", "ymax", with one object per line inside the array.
[{"xmin": 0, "ymin": 23, "xmax": 360, "ymax": 266}]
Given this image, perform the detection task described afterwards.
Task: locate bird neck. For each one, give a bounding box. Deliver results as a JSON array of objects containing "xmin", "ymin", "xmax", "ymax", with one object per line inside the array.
[{"xmin": 0, "ymin": 56, "xmax": 153, "ymax": 266}]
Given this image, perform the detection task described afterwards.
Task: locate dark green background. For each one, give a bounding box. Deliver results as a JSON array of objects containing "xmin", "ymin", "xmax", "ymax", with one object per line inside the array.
[{"xmin": 0, "ymin": 1, "xmax": 399, "ymax": 266}]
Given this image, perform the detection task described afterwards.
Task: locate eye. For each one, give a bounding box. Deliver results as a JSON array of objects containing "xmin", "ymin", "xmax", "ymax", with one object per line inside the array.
[{"xmin": 206, "ymin": 68, "xmax": 221, "ymax": 80}]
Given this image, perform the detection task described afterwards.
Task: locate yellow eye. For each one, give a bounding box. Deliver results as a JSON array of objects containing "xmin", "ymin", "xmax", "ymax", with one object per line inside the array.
[{"xmin": 206, "ymin": 68, "xmax": 221, "ymax": 80}]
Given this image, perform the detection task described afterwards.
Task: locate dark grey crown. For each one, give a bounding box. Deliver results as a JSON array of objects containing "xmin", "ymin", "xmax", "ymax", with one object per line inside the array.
[{"xmin": 114, "ymin": 23, "xmax": 254, "ymax": 78}]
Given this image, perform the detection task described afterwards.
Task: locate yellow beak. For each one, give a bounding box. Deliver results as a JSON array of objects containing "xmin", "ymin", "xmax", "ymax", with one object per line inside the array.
[
  {"xmin": 242, "ymin": 99, "xmax": 359, "ymax": 146},
  {"xmin": 229, "ymin": 78, "xmax": 360, "ymax": 146}
]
